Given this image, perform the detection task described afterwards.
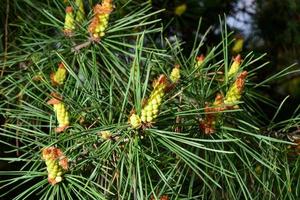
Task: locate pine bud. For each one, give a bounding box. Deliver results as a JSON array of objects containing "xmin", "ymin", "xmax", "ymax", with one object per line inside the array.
[
  {"xmin": 100, "ymin": 130, "xmax": 112, "ymax": 140},
  {"xmin": 212, "ymin": 93, "xmax": 224, "ymax": 107},
  {"xmin": 75, "ymin": 0, "xmax": 85, "ymax": 23},
  {"xmin": 129, "ymin": 113, "xmax": 142, "ymax": 128},
  {"xmin": 50, "ymin": 62, "xmax": 67, "ymax": 86},
  {"xmin": 232, "ymin": 36, "xmax": 244, "ymax": 54},
  {"xmin": 195, "ymin": 54, "xmax": 205, "ymax": 69},
  {"xmin": 141, "ymin": 75, "xmax": 167, "ymax": 123},
  {"xmin": 47, "ymin": 93, "xmax": 70, "ymax": 133},
  {"xmin": 42, "ymin": 147, "xmax": 68, "ymax": 185},
  {"xmin": 170, "ymin": 64, "xmax": 180, "ymax": 83},
  {"xmin": 63, "ymin": 6, "xmax": 75, "ymax": 36},
  {"xmin": 224, "ymin": 71, "xmax": 247, "ymax": 106},
  {"xmin": 227, "ymin": 54, "xmax": 241, "ymax": 79},
  {"xmin": 88, "ymin": 0, "xmax": 113, "ymax": 41},
  {"xmin": 174, "ymin": 4, "xmax": 187, "ymax": 16}
]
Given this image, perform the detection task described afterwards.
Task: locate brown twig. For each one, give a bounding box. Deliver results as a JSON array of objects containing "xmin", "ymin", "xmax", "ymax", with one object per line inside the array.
[
  {"xmin": 16, "ymin": 92, "xmax": 23, "ymax": 157},
  {"xmin": 71, "ymin": 41, "xmax": 92, "ymax": 53},
  {"xmin": 175, "ymin": 88, "xmax": 183, "ymax": 133}
]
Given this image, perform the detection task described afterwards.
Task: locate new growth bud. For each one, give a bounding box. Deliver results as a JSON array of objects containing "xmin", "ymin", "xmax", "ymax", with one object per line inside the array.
[
  {"xmin": 224, "ymin": 71, "xmax": 247, "ymax": 107},
  {"xmin": 195, "ymin": 54, "xmax": 205, "ymax": 69},
  {"xmin": 88, "ymin": 0, "xmax": 114, "ymax": 41},
  {"xmin": 170, "ymin": 64, "xmax": 180, "ymax": 83},
  {"xmin": 47, "ymin": 93, "xmax": 70, "ymax": 133},
  {"xmin": 50, "ymin": 62, "xmax": 67, "ymax": 85},
  {"xmin": 232, "ymin": 36, "xmax": 244, "ymax": 54},
  {"xmin": 63, "ymin": 6, "xmax": 75, "ymax": 35},
  {"xmin": 42, "ymin": 147, "xmax": 68, "ymax": 185},
  {"xmin": 75, "ymin": 0, "xmax": 85, "ymax": 23},
  {"xmin": 129, "ymin": 113, "xmax": 142, "ymax": 128},
  {"xmin": 174, "ymin": 4, "xmax": 187, "ymax": 16},
  {"xmin": 227, "ymin": 54, "xmax": 241, "ymax": 79},
  {"xmin": 100, "ymin": 130, "xmax": 112, "ymax": 140}
]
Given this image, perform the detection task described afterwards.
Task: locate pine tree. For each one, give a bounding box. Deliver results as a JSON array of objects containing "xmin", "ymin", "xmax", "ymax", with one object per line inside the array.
[{"xmin": 0, "ymin": 0, "xmax": 300, "ymax": 199}]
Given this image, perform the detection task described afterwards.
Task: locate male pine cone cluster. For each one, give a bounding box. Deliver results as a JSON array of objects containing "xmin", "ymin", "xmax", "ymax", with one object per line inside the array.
[
  {"xmin": 50, "ymin": 62, "xmax": 67, "ymax": 85},
  {"xmin": 170, "ymin": 64, "xmax": 180, "ymax": 83},
  {"xmin": 63, "ymin": 0, "xmax": 113, "ymax": 40},
  {"xmin": 200, "ymin": 55, "xmax": 247, "ymax": 134},
  {"xmin": 42, "ymin": 147, "xmax": 68, "ymax": 185},
  {"xmin": 129, "ymin": 113, "xmax": 142, "ymax": 129},
  {"xmin": 63, "ymin": 0, "xmax": 86, "ymax": 35},
  {"xmin": 140, "ymin": 75, "xmax": 168, "ymax": 123},
  {"xmin": 44, "ymin": 63, "xmax": 70, "ymax": 184},
  {"xmin": 129, "ymin": 75, "xmax": 169, "ymax": 128},
  {"xmin": 63, "ymin": 6, "xmax": 75, "ymax": 35},
  {"xmin": 227, "ymin": 54, "xmax": 241, "ymax": 79},
  {"xmin": 88, "ymin": 0, "xmax": 114, "ymax": 40},
  {"xmin": 47, "ymin": 93, "xmax": 70, "ymax": 133},
  {"xmin": 224, "ymin": 71, "xmax": 248, "ymax": 106},
  {"xmin": 75, "ymin": 0, "xmax": 85, "ymax": 23}
]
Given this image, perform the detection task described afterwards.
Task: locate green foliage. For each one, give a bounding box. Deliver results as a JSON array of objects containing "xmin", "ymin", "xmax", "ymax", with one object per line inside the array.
[{"xmin": 1, "ymin": 0, "xmax": 300, "ymax": 200}]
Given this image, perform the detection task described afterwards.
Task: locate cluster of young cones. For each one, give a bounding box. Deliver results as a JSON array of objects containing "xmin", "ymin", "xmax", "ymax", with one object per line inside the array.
[
  {"xmin": 50, "ymin": 62, "xmax": 67, "ymax": 86},
  {"xmin": 129, "ymin": 64, "xmax": 181, "ymax": 128},
  {"xmin": 47, "ymin": 93, "xmax": 70, "ymax": 133},
  {"xmin": 63, "ymin": 0, "xmax": 85, "ymax": 35},
  {"xmin": 63, "ymin": 0, "xmax": 114, "ymax": 41},
  {"xmin": 88, "ymin": 0, "xmax": 114, "ymax": 41},
  {"xmin": 42, "ymin": 147, "xmax": 68, "ymax": 185},
  {"xmin": 48, "ymin": 63, "xmax": 69, "ymax": 133},
  {"xmin": 130, "ymin": 75, "xmax": 169, "ymax": 128},
  {"xmin": 200, "ymin": 54, "xmax": 247, "ymax": 134},
  {"xmin": 170, "ymin": 64, "xmax": 180, "ymax": 83}
]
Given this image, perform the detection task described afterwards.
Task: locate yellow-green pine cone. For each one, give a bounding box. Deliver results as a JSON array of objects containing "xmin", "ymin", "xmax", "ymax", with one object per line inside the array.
[
  {"xmin": 170, "ymin": 64, "xmax": 180, "ymax": 83},
  {"xmin": 75, "ymin": 0, "xmax": 85, "ymax": 23},
  {"xmin": 88, "ymin": 0, "xmax": 113, "ymax": 41},
  {"xmin": 64, "ymin": 6, "xmax": 75, "ymax": 35},
  {"xmin": 51, "ymin": 62, "xmax": 67, "ymax": 85},
  {"xmin": 42, "ymin": 147, "xmax": 69, "ymax": 185},
  {"xmin": 53, "ymin": 102, "xmax": 70, "ymax": 132},
  {"xmin": 129, "ymin": 113, "xmax": 142, "ymax": 128},
  {"xmin": 100, "ymin": 130, "xmax": 112, "ymax": 140},
  {"xmin": 47, "ymin": 94, "xmax": 70, "ymax": 133},
  {"xmin": 195, "ymin": 54, "xmax": 205, "ymax": 69},
  {"xmin": 224, "ymin": 71, "xmax": 248, "ymax": 105},
  {"xmin": 141, "ymin": 75, "xmax": 167, "ymax": 123},
  {"xmin": 228, "ymin": 54, "xmax": 241, "ymax": 79},
  {"xmin": 174, "ymin": 3, "xmax": 187, "ymax": 16},
  {"xmin": 232, "ymin": 36, "xmax": 244, "ymax": 54}
]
